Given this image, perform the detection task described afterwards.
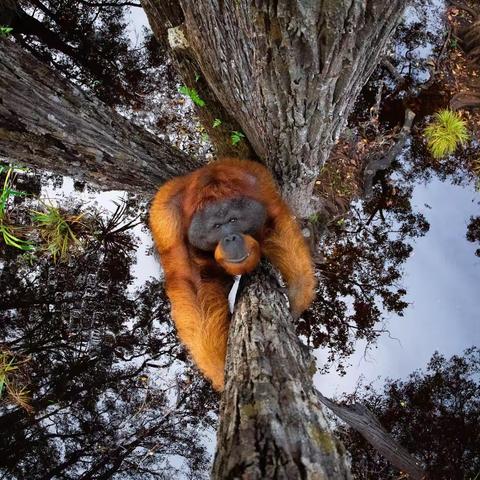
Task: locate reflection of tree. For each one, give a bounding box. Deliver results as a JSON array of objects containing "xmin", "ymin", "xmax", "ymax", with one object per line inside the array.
[
  {"xmin": 401, "ymin": 136, "xmax": 478, "ymax": 187},
  {"xmin": 1, "ymin": 0, "xmax": 170, "ymax": 109},
  {"xmin": 466, "ymin": 215, "xmax": 480, "ymax": 257},
  {"xmin": 298, "ymin": 181, "xmax": 429, "ymax": 374},
  {"xmin": 336, "ymin": 347, "xmax": 480, "ymax": 479},
  {"xmin": 0, "ymin": 230, "xmax": 216, "ymax": 478}
]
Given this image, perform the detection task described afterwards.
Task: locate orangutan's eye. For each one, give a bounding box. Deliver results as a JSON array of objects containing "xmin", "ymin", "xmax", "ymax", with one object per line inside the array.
[
  {"xmin": 214, "ymin": 223, "xmax": 221, "ymax": 229},
  {"xmin": 230, "ymin": 217, "xmax": 237, "ymax": 223}
]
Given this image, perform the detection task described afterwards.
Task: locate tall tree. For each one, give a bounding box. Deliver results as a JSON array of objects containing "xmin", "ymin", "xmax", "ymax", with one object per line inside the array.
[
  {"xmin": 138, "ymin": 1, "xmax": 410, "ymax": 477},
  {"xmin": 0, "ymin": 0, "xmax": 165, "ymax": 109},
  {"xmin": 141, "ymin": 1, "xmax": 408, "ymax": 213},
  {"xmin": 0, "ymin": 38, "xmax": 198, "ymax": 194},
  {"xmin": 0, "ymin": 0, "xmax": 412, "ymax": 477}
]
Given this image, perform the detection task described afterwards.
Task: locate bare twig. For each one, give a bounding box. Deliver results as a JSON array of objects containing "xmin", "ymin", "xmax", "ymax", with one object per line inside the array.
[{"xmin": 363, "ymin": 109, "xmax": 416, "ymax": 198}]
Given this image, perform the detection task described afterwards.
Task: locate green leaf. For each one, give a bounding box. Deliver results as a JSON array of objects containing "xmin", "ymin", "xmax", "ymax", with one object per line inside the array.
[
  {"xmin": 231, "ymin": 130, "xmax": 245, "ymax": 146},
  {"xmin": 1, "ymin": 228, "xmax": 34, "ymax": 251},
  {"xmin": 8, "ymin": 189, "xmax": 27, "ymax": 197},
  {"xmin": 213, "ymin": 118, "xmax": 222, "ymax": 128},
  {"xmin": 0, "ymin": 26, "xmax": 13, "ymax": 37},
  {"xmin": 178, "ymin": 85, "xmax": 206, "ymax": 107}
]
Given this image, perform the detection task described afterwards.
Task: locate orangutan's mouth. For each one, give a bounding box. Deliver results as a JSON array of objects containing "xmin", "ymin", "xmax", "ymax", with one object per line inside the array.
[{"xmin": 227, "ymin": 252, "xmax": 251, "ymax": 263}]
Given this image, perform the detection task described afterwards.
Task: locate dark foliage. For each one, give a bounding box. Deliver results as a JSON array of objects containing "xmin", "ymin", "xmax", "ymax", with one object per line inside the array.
[
  {"xmin": 466, "ymin": 216, "xmax": 480, "ymax": 257},
  {"xmin": 0, "ymin": 186, "xmax": 216, "ymax": 479},
  {"xmin": 1, "ymin": 0, "xmax": 169, "ymax": 109},
  {"xmin": 337, "ymin": 348, "xmax": 480, "ymax": 479}
]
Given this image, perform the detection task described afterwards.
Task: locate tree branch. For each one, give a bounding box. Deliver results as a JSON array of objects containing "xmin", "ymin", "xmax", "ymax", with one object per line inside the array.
[
  {"xmin": 382, "ymin": 58, "xmax": 407, "ymax": 86},
  {"xmin": 0, "ymin": 38, "xmax": 201, "ymax": 194},
  {"xmin": 450, "ymin": 92, "xmax": 480, "ymax": 109},
  {"xmin": 8, "ymin": 4, "xmax": 80, "ymax": 60},
  {"xmin": 316, "ymin": 391, "xmax": 426, "ymax": 480},
  {"xmin": 363, "ymin": 108, "xmax": 416, "ymax": 198}
]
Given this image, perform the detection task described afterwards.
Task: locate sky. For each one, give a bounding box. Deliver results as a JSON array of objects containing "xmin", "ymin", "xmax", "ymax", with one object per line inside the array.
[{"xmin": 315, "ymin": 177, "xmax": 480, "ymax": 397}]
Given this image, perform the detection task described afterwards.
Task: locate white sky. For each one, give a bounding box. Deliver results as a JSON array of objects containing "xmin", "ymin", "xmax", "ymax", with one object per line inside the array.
[{"xmin": 316, "ymin": 178, "xmax": 480, "ymax": 397}]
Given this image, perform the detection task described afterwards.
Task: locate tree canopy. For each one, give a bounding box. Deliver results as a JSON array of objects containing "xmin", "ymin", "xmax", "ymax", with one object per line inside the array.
[{"xmin": 338, "ymin": 348, "xmax": 480, "ymax": 479}]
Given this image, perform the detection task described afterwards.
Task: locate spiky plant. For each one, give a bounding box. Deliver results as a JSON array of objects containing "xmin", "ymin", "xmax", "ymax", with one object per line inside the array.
[
  {"xmin": 424, "ymin": 109, "xmax": 469, "ymax": 159},
  {"xmin": 7, "ymin": 385, "xmax": 33, "ymax": 413},
  {"xmin": 0, "ymin": 351, "xmax": 18, "ymax": 397},
  {"xmin": 91, "ymin": 199, "xmax": 140, "ymax": 254},
  {"xmin": 0, "ymin": 350, "xmax": 32, "ymax": 412},
  {"xmin": 32, "ymin": 203, "xmax": 84, "ymax": 262},
  {"xmin": 0, "ymin": 166, "xmax": 34, "ymax": 251}
]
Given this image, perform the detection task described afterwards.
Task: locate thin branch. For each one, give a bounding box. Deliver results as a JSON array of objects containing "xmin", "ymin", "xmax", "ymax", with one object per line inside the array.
[
  {"xmin": 77, "ymin": 0, "xmax": 142, "ymax": 7},
  {"xmin": 381, "ymin": 58, "xmax": 406, "ymax": 85}
]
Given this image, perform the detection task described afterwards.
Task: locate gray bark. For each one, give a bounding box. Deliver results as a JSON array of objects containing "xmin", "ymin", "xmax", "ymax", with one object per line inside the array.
[
  {"xmin": 142, "ymin": 0, "xmax": 408, "ymax": 216},
  {"xmin": 213, "ymin": 265, "xmax": 352, "ymax": 480},
  {"xmin": 0, "ymin": 38, "xmax": 201, "ymax": 194}
]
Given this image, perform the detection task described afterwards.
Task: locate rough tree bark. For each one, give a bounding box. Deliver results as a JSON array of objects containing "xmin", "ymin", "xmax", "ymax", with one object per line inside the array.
[
  {"xmin": 0, "ymin": 38, "xmax": 200, "ymax": 194},
  {"xmin": 212, "ymin": 265, "xmax": 352, "ymax": 479},
  {"xmin": 142, "ymin": 0, "xmax": 407, "ymax": 215}
]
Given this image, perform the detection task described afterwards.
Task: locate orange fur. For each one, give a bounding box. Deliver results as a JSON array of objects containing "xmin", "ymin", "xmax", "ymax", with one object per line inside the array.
[
  {"xmin": 149, "ymin": 159, "xmax": 316, "ymax": 391},
  {"xmin": 214, "ymin": 234, "xmax": 261, "ymax": 276}
]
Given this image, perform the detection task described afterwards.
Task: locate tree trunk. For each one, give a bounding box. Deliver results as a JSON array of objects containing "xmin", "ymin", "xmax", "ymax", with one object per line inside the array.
[
  {"xmin": 213, "ymin": 265, "xmax": 352, "ymax": 479},
  {"xmin": 140, "ymin": 2, "xmax": 410, "ymax": 478},
  {"xmin": 142, "ymin": 0, "xmax": 407, "ymax": 216},
  {"xmin": 0, "ymin": 38, "xmax": 200, "ymax": 194}
]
